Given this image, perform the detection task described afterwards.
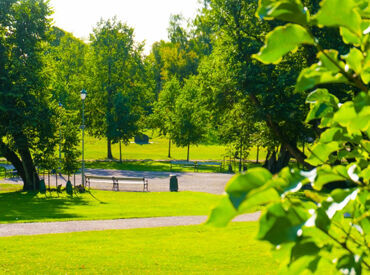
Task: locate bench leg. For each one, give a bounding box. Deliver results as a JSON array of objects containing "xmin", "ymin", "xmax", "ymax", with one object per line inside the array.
[
  {"xmin": 112, "ymin": 180, "xmax": 119, "ymax": 191},
  {"xmin": 144, "ymin": 179, "xmax": 149, "ymax": 192}
]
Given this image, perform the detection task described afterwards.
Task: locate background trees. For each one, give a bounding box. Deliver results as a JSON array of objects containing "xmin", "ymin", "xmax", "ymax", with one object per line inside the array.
[
  {"xmin": 150, "ymin": 77, "xmax": 181, "ymax": 158},
  {"xmin": 86, "ymin": 17, "xmax": 150, "ymax": 160},
  {"xmin": 194, "ymin": 0, "xmax": 311, "ymax": 171},
  {"xmin": 170, "ymin": 77, "xmax": 209, "ymax": 161},
  {"xmin": 45, "ymin": 27, "xmax": 87, "ymax": 110}
]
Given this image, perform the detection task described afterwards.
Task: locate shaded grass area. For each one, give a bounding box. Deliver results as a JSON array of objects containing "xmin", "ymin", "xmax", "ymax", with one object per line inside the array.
[
  {"xmin": 85, "ymin": 160, "xmax": 262, "ymax": 173},
  {"xmin": 0, "ymin": 188, "xmax": 222, "ymax": 224},
  {"xmin": 0, "ymin": 222, "xmax": 278, "ymax": 274}
]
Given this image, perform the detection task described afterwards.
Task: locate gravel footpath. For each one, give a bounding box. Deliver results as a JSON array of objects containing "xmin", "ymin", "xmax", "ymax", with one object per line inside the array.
[
  {"xmin": 3, "ymin": 168, "xmax": 234, "ymax": 194},
  {"xmin": 0, "ymin": 212, "xmax": 260, "ymax": 237},
  {"xmin": 1, "ymin": 169, "xmax": 246, "ymax": 237}
]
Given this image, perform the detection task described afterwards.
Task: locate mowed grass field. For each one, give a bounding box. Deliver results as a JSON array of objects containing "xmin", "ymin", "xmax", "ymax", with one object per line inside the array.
[
  {"xmin": 0, "ymin": 184, "xmax": 223, "ymax": 223},
  {"xmin": 84, "ymin": 134, "xmax": 267, "ymax": 161},
  {"xmin": 0, "ymin": 222, "xmax": 278, "ymax": 274}
]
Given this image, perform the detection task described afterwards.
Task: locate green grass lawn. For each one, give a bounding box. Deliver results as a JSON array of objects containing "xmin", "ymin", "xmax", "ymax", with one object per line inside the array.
[
  {"xmin": 84, "ymin": 134, "xmax": 267, "ymax": 162},
  {"xmin": 0, "ymin": 185, "xmax": 224, "ymax": 223},
  {"xmin": 0, "ymin": 222, "xmax": 278, "ymax": 274},
  {"xmin": 85, "ymin": 159, "xmax": 263, "ymax": 173}
]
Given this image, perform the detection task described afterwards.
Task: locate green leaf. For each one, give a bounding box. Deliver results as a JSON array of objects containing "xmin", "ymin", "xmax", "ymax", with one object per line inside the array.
[
  {"xmin": 257, "ymin": 0, "xmax": 308, "ymax": 25},
  {"xmin": 342, "ymin": 48, "xmax": 364, "ymax": 74},
  {"xmin": 305, "ymin": 89, "xmax": 340, "ymax": 123},
  {"xmin": 319, "ymin": 128, "xmax": 343, "ymax": 143},
  {"xmin": 360, "ymin": 217, "xmax": 370, "ymax": 241},
  {"xmin": 361, "ymin": 52, "xmax": 370, "ymax": 84},
  {"xmin": 330, "ymin": 188, "xmax": 355, "ymax": 203},
  {"xmin": 291, "ymin": 241, "xmax": 321, "ymax": 262},
  {"xmin": 306, "ymin": 142, "xmax": 340, "ymax": 166},
  {"xmin": 359, "ymin": 166, "xmax": 370, "ymax": 180},
  {"xmin": 306, "ymin": 102, "xmax": 334, "ymax": 122},
  {"xmin": 325, "ymin": 189, "xmax": 359, "ymax": 219},
  {"xmin": 336, "ymin": 254, "xmax": 362, "ymax": 275},
  {"xmin": 315, "ymin": 208, "xmax": 331, "ymax": 232},
  {"xmin": 306, "ymin": 89, "xmax": 339, "ymax": 106},
  {"xmin": 206, "ymin": 196, "xmax": 237, "ymax": 227},
  {"xmin": 356, "ymin": 0, "xmax": 370, "ymax": 17},
  {"xmin": 239, "ymin": 187, "xmax": 280, "ymax": 213},
  {"xmin": 318, "ymin": 50, "xmax": 345, "ymax": 73},
  {"xmin": 207, "ymin": 168, "xmax": 274, "ymax": 226},
  {"xmin": 276, "ymin": 168, "xmax": 307, "ymax": 196},
  {"xmin": 314, "ymin": 165, "xmax": 347, "ymax": 190},
  {"xmin": 284, "ymin": 256, "xmax": 321, "ymax": 275},
  {"xmin": 258, "ymin": 203, "xmax": 307, "ymax": 245},
  {"xmin": 225, "ymin": 168, "xmax": 272, "ymax": 195},
  {"xmin": 296, "ymin": 65, "xmax": 348, "ymax": 92},
  {"xmin": 252, "ymin": 24, "xmax": 314, "ymax": 64},
  {"xmin": 313, "ymin": 0, "xmax": 362, "ymax": 36},
  {"xmin": 333, "ymin": 101, "xmax": 370, "ymax": 133},
  {"xmin": 340, "ymin": 27, "xmax": 361, "ymax": 45}
]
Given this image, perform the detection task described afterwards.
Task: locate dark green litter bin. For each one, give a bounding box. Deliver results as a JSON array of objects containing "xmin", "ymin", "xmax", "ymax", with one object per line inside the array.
[{"xmin": 170, "ymin": 175, "xmax": 178, "ymax": 192}]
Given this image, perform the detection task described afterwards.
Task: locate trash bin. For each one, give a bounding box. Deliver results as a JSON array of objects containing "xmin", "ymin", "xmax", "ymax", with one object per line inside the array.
[{"xmin": 169, "ymin": 174, "xmax": 178, "ymax": 192}]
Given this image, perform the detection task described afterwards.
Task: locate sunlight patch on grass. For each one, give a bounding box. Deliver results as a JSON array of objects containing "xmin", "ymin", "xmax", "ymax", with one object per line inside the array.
[{"xmin": 0, "ymin": 222, "xmax": 278, "ymax": 274}]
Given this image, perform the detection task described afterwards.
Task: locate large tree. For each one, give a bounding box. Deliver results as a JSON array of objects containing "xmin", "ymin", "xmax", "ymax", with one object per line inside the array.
[
  {"xmin": 196, "ymin": 0, "xmax": 311, "ymax": 171},
  {"xmin": 45, "ymin": 27, "xmax": 87, "ymax": 110},
  {"xmin": 0, "ymin": 0, "xmax": 58, "ymax": 190},
  {"xmin": 170, "ymin": 77, "xmax": 209, "ymax": 162},
  {"xmin": 86, "ymin": 17, "xmax": 147, "ymax": 159},
  {"xmin": 150, "ymin": 77, "xmax": 181, "ymax": 158}
]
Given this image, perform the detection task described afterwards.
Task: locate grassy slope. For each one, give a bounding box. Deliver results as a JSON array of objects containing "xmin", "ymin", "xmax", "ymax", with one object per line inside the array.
[
  {"xmin": 0, "ymin": 186, "xmax": 223, "ymax": 223},
  {"xmin": 0, "ymin": 222, "xmax": 278, "ymax": 274}
]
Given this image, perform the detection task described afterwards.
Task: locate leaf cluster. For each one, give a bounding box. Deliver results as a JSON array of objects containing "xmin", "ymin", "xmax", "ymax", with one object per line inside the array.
[{"xmin": 209, "ymin": 0, "xmax": 370, "ymax": 273}]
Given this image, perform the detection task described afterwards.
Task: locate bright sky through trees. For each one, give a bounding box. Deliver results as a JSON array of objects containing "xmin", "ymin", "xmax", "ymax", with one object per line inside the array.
[{"xmin": 49, "ymin": 0, "xmax": 200, "ymax": 53}]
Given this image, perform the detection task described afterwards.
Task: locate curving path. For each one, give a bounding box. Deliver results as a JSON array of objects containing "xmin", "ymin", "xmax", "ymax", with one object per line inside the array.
[
  {"xmin": 1, "ymin": 169, "xmax": 249, "ymax": 237},
  {"xmin": 3, "ymin": 168, "xmax": 234, "ymax": 194},
  {"xmin": 0, "ymin": 212, "xmax": 260, "ymax": 237}
]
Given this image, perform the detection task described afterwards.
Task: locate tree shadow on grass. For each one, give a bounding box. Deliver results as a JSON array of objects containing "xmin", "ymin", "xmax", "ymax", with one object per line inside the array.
[{"xmin": 0, "ymin": 191, "xmax": 90, "ymax": 223}]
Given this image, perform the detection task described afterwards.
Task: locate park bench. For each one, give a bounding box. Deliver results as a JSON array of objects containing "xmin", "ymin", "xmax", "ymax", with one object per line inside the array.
[{"xmin": 85, "ymin": 175, "xmax": 149, "ymax": 192}]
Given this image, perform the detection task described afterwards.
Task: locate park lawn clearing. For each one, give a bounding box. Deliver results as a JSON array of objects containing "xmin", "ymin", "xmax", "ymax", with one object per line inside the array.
[
  {"xmin": 0, "ymin": 222, "xmax": 278, "ymax": 274},
  {"xmin": 83, "ymin": 134, "xmax": 267, "ymax": 162},
  {"xmin": 0, "ymin": 184, "xmax": 21, "ymax": 193},
  {"xmin": 0, "ymin": 188, "xmax": 224, "ymax": 224},
  {"xmin": 85, "ymin": 160, "xmax": 263, "ymax": 173}
]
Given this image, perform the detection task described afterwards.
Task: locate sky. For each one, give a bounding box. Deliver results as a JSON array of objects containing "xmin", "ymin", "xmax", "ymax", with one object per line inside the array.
[{"xmin": 49, "ymin": 0, "xmax": 201, "ymax": 53}]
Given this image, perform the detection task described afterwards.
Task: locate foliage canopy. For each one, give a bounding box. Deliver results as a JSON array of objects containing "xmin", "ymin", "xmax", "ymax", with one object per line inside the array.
[{"xmin": 208, "ymin": 0, "xmax": 370, "ymax": 274}]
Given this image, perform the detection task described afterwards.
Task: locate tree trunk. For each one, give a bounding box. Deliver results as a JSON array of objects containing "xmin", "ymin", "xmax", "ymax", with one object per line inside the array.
[
  {"xmin": 119, "ymin": 141, "xmax": 122, "ymax": 163},
  {"xmin": 187, "ymin": 144, "xmax": 190, "ymax": 162},
  {"xmin": 256, "ymin": 146, "xmax": 259, "ymax": 164},
  {"xmin": 239, "ymin": 139, "xmax": 243, "ymax": 173},
  {"xmin": 0, "ymin": 140, "xmax": 27, "ymax": 185},
  {"xmin": 19, "ymin": 147, "xmax": 40, "ymax": 191},
  {"xmin": 249, "ymin": 94, "xmax": 312, "ymax": 169},
  {"xmin": 0, "ymin": 138, "xmax": 40, "ymax": 191},
  {"xmin": 263, "ymin": 150, "xmax": 276, "ymax": 173},
  {"xmin": 107, "ymin": 138, "xmax": 113, "ymax": 159},
  {"xmin": 263, "ymin": 145, "xmax": 291, "ymax": 174},
  {"xmin": 168, "ymin": 139, "xmax": 171, "ymax": 158}
]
